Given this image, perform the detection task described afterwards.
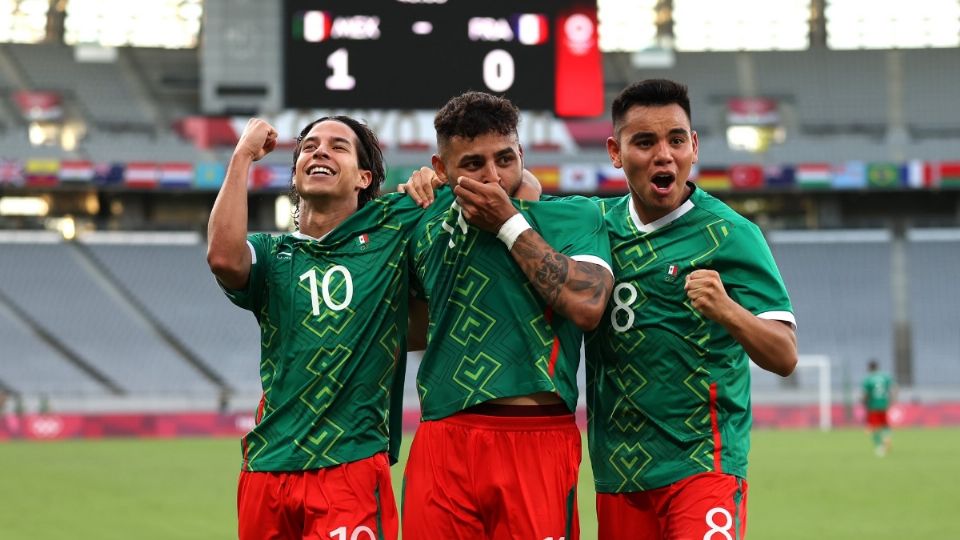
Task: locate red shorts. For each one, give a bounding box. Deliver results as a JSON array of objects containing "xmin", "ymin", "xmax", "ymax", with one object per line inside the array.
[
  {"xmin": 597, "ymin": 472, "xmax": 748, "ymax": 540},
  {"xmin": 237, "ymin": 453, "xmax": 398, "ymax": 540},
  {"xmin": 867, "ymin": 410, "xmax": 889, "ymax": 429},
  {"xmin": 402, "ymin": 411, "xmax": 581, "ymax": 540}
]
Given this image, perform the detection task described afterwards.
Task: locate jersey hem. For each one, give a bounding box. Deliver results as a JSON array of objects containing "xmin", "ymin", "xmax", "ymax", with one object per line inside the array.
[{"xmin": 593, "ymin": 465, "xmax": 748, "ymax": 493}]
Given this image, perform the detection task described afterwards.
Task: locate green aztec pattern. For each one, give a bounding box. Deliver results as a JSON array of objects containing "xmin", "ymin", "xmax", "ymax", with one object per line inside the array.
[
  {"xmin": 222, "ymin": 193, "xmax": 422, "ymax": 472},
  {"xmin": 586, "ymin": 189, "xmax": 793, "ymax": 493},
  {"xmin": 412, "ymin": 189, "xmax": 612, "ymax": 421}
]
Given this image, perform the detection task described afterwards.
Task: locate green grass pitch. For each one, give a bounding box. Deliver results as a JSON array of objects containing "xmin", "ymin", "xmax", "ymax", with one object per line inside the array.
[{"xmin": 1, "ymin": 428, "xmax": 958, "ymax": 539}]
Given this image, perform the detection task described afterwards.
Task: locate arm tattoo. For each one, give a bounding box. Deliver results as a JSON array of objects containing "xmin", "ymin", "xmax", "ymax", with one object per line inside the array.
[{"xmin": 511, "ymin": 231, "xmax": 611, "ymax": 318}]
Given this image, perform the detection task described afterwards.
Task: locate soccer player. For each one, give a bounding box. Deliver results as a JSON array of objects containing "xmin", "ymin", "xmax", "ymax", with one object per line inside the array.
[
  {"xmin": 583, "ymin": 79, "xmax": 798, "ymax": 539},
  {"xmin": 862, "ymin": 359, "xmax": 896, "ymax": 457},
  {"xmin": 206, "ymin": 116, "xmax": 422, "ymax": 540},
  {"xmin": 400, "ymin": 91, "xmax": 614, "ymax": 540}
]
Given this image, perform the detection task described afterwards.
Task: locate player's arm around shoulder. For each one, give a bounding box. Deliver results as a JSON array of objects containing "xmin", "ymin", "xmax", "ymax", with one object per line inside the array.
[
  {"xmin": 207, "ymin": 118, "xmax": 278, "ymax": 289},
  {"xmin": 509, "ymin": 195, "xmax": 614, "ymax": 331}
]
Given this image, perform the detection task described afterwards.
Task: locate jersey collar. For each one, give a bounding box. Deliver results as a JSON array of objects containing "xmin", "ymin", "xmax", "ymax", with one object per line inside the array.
[
  {"xmin": 293, "ymin": 230, "xmax": 333, "ymax": 242},
  {"xmin": 628, "ymin": 183, "xmax": 697, "ymax": 233}
]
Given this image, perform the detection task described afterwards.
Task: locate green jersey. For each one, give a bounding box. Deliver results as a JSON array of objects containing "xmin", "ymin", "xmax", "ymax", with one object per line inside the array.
[
  {"xmin": 585, "ymin": 185, "xmax": 794, "ymax": 492},
  {"xmin": 411, "ymin": 187, "xmax": 612, "ymax": 421},
  {"xmin": 862, "ymin": 372, "xmax": 893, "ymax": 411},
  {"xmin": 221, "ymin": 193, "xmax": 422, "ymax": 472}
]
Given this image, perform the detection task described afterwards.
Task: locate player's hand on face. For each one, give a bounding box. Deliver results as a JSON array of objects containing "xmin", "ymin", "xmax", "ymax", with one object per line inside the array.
[
  {"xmin": 397, "ymin": 166, "xmax": 443, "ymax": 208},
  {"xmin": 685, "ymin": 269, "xmax": 735, "ymax": 323},
  {"xmin": 453, "ymin": 176, "xmax": 518, "ymax": 233},
  {"xmin": 236, "ymin": 118, "xmax": 278, "ymax": 162}
]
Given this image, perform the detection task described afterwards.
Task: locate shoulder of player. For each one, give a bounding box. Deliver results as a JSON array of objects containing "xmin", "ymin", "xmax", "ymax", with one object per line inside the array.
[
  {"xmin": 691, "ymin": 188, "xmax": 759, "ymax": 234},
  {"xmin": 522, "ymin": 194, "xmax": 605, "ymax": 220}
]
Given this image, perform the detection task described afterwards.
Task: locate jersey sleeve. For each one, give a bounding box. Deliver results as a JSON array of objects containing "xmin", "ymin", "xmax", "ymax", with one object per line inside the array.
[
  {"xmin": 218, "ymin": 232, "xmax": 273, "ymax": 313},
  {"xmin": 714, "ymin": 222, "xmax": 795, "ymax": 327},
  {"xmin": 525, "ymin": 196, "xmax": 613, "ymax": 274}
]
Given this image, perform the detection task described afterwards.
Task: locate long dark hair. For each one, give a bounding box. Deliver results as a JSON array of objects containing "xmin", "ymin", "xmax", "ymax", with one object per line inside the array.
[{"xmin": 289, "ymin": 116, "xmax": 385, "ymax": 227}]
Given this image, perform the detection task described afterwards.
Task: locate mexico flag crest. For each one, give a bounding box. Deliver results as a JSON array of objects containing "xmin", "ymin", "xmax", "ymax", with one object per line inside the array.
[{"xmin": 665, "ymin": 263, "xmax": 680, "ymax": 282}]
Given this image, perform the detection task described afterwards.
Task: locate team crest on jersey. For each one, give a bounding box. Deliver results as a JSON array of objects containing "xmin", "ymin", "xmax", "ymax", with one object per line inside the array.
[
  {"xmin": 357, "ymin": 233, "xmax": 369, "ymax": 250},
  {"xmin": 664, "ymin": 263, "xmax": 680, "ymax": 282}
]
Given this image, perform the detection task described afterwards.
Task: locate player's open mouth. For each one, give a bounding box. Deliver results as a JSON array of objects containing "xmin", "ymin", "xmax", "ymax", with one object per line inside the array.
[
  {"xmin": 651, "ymin": 173, "xmax": 675, "ymax": 193},
  {"xmin": 306, "ymin": 165, "xmax": 335, "ymax": 177}
]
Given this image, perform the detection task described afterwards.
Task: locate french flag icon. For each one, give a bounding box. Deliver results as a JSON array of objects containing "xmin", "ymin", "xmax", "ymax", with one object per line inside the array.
[{"xmin": 513, "ymin": 13, "xmax": 549, "ymax": 45}]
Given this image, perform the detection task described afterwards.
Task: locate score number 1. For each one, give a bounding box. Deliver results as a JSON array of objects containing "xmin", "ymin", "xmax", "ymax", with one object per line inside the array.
[{"xmin": 322, "ymin": 48, "xmax": 515, "ymax": 93}]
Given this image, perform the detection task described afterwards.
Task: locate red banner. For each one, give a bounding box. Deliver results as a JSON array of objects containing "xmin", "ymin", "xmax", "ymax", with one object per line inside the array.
[{"xmin": 554, "ymin": 6, "xmax": 603, "ymax": 117}]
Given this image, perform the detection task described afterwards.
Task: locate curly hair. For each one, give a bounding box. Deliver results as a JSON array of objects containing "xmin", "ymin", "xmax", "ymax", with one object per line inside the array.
[
  {"xmin": 289, "ymin": 115, "xmax": 385, "ymax": 228},
  {"xmin": 434, "ymin": 91, "xmax": 519, "ymax": 151},
  {"xmin": 611, "ymin": 79, "xmax": 692, "ymax": 136}
]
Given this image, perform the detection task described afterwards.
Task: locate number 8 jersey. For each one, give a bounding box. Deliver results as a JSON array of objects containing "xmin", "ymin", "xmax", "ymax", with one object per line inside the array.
[
  {"xmin": 221, "ymin": 192, "xmax": 423, "ymax": 472},
  {"xmin": 585, "ymin": 186, "xmax": 795, "ymax": 493}
]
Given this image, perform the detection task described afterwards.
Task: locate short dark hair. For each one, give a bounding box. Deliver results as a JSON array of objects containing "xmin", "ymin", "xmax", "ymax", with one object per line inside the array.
[
  {"xmin": 290, "ymin": 115, "xmax": 385, "ymax": 226},
  {"xmin": 611, "ymin": 79, "xmax": 692, "ymax": 135},
  {"xmin": 434, "ymin": 91, "xmax": 519, "ymax": 152},
  {"xmin": 868, "ymin": 359, "xmax": 879, "ymax": 371}
]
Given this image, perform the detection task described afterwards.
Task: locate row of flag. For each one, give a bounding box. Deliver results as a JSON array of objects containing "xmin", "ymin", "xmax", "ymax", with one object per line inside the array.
[
  {"xmin": 0, "ymin": 159, "xmax": 293, "ymax": 190},
  {"xmin": 2, "ymin": 158, "xmax": 959, "ymax": 192},
  {"xmin": 529, "ymin": 161, "xmax": 960, "ymax": 193}
]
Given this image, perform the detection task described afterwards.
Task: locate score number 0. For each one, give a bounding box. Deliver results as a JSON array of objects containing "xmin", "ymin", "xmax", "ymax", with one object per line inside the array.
[{"xmin": 323, "ymin": 48, "xmax": 516, "ymax": 93}]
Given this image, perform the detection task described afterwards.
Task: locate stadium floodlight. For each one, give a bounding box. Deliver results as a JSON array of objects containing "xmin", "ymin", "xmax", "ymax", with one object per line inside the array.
[
  {"xmin": 673, "ymin": 0, "xmax": 810, "ymax": 51},
  {"xmin": 596, "ymin": 0, "xmax": 658, "ymax": 52},
  {"xmin": 825, "ymin": 0, "xmax": 960, "ymax": 49},
  {"xmin": 0, "ymin": 0, "xmax": 48, "ymax": 44},
  {"xmin": 64, "ymin": 0, "xmax": 203, "ymax": 49}
]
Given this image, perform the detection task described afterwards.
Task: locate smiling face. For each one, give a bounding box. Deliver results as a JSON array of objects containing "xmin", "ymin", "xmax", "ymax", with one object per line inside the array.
[
  {"xmin": 433, "ymin": 131, "xmax": 523, "ymax": 196},
  {"xmin": 607, "ymin": 103, "xmax": 699, "ymax": 224},
  {"xmin": 293, "ymin": 120, "xmax": 372, "ymax": 207}
]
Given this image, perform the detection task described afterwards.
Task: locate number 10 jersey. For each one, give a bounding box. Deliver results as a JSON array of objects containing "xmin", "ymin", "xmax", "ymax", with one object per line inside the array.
[{"xmin": 221, "ymin": 193, "xmax": 423, "ymax": 472}]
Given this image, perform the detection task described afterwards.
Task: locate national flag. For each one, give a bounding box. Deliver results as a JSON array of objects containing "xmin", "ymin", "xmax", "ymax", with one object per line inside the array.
[
  {"xmin": 158, "ymin": 162, "xmax": 194, "ymax": 188},
  {"xmin": 831, "ymin": 161, "xmax": 867, "ymax": 189},
  {"xmin": 24, "ymin": 158, "xmax": 60, "ymax": 187},
  {"xmin": 0, "ymin": 159, "xmax": 24, "ymax": 185},
  {"xmin": 559, "ymin": 164, "xmax": 597, "ymax": 192},
  {"xmin": 513, "ymin": 13, "xmax": 549, "ymax": 45},
  {"xmin": 665, "ymin": 263, "xmax": 680, "ymax": 282},
  {"xmin": 249, "ymin": 164, "xmax": 291, "ymax": 190},
  {"xmin": 903, "ymin": 160, "xmax": 935, "ymax": 189},
  {"xmin": 796, "ymin": 163, "xmax": 832, "ymax": 189},
  {"xmin": 300, "ymin": 11, "xmax": 332, "ymax": 42},
  {"xmin": 596, "ymin": 165, "xmax": 628, "ymax": 193},
  {"xmin": 58, "ymin": 160, "xmax": 95, "ymax": 183},
  {"xmin": 866, "ymin": 162, "xmax": 902, "ymax": 189},
  {"xmin": 527, "ymin": 165, "xmax": 560, "ymax": 193},
  {"xmin": 729, "ymin": 164, "xmax": 764, "ymax": 190},
  {"xmin": 694, "ymin": 168, "xmax": 731, "ymax": 191},
  {"xmin": 93, "ymin": 163, "xmax": 125, "ymax": 185},
  {"xmin": 357, "ymin": 233, "xmax": 369, "ymax": 249},
  {"xmin": 939, "ymin": 161, "xmax": 960, "ymax": 188},
  {"xmin": 124, "ymin": 162, "xmax": 159, "ymax": 188},
  {"xmin": 195, "ymin": 162, "xmax": 225, "ymax": 189},
  {"xmin": 764, "ymin": 165, "xmax": 796, "ymax": 188}
]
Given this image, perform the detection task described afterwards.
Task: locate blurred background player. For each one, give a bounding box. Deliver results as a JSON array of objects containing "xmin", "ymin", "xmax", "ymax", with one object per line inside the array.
[
  {"xmin": 582, "ymin": 79, "xmax": 798, "ymax": 540},
  {"xmin": 206, "ymin": 115, "xmax": 422, "ymax": 540},
  {"xmin": 400, "ymin": 91, "xmax": 613, "ymax": 540},
  {"xmin": 862, "ymin": 359, "xmax": 896, "ymax": 457}
]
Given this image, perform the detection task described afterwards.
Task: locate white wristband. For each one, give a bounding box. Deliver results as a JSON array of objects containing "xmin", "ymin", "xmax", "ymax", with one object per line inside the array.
[{"xmin": 496, "ymin": 213, "xmax": 532, "ymax": 251}]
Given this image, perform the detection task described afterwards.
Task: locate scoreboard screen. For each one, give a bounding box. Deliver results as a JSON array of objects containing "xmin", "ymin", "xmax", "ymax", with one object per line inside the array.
[{"xmin": 283, "ymin": 0, "xmax": 602, "ymax": 116}]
